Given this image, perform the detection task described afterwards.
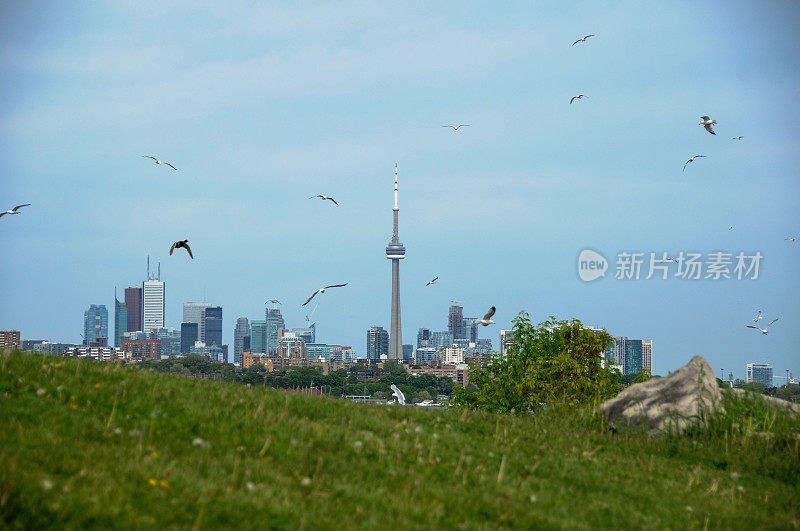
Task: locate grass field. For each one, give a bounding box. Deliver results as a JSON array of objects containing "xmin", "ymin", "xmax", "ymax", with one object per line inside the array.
[{"xmin": 1, "ymin": 350, "xmax": 798, "ymax": 529}]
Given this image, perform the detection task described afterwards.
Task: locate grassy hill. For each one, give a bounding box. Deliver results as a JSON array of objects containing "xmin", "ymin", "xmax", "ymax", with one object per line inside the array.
[{"xmin": 1, "ymin": 351, "xmax": 798, "ymax": 529}]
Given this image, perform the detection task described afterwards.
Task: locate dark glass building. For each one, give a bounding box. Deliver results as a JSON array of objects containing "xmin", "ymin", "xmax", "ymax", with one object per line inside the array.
[
  {"xmin": 124, "ymin": 287, "xmax": 142, "ymax": 333},
  {"xmin": 203, "ymin": 306, "xmax": 223, "ymax": 347},
  {"xmin": 180, "ymin": 322, "xmax": 199, "ymax": 354}
]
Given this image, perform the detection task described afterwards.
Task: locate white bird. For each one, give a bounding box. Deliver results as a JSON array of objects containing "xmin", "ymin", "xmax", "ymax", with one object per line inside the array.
[
  {"xmin": 0, "ymin": 203, "xmax": 30, "ymax": 218},
  {"xmin": 475, "ymin": 306, "xmax": 496, "ymax": 326},
  {"xmin": 733, "ymin": 136, "xmax": 743, "ymax": 140},
  {"xmin": 572, "ymin": 34, "xmax": 595, "ymax": 46},
  {"xmin": 752, "ymin": 310, "xmax": 763, "ymax": 322},
  {"xmin": 266, "ymin": 299, "xmax": 282, "ymax": 305},
  {"xmin": 683, "ymin": 155, "xmax": 707, "ymax": 171},
  {"xmin": 142, "ymin": 156, "xmax": 177, "ymax": 170},
  {"xmin": 426, "ymin": 276, "xmax": 438, "ymax": 286},
  {"xmin": 699, "ymin": 116, "xmax": 717, "ymax": 135},
  {"xmin": 785, "ymin": 237, "xmax": 797, "ymax": 242},
  {"xmin": 309, "ymin": 194, "xmax": 339, "ymax": 205},
  {"xmin": 442, "ymin": 124, "xmax": 470, "ymax": 131},
  {"xmin": 390, "ymin": 384, "xmax": 406, "ymax": 405},
  {"xmin": 302, "ymin": 283, "xmax": 348, "ymax": 306},
  {"xmin": 746, "ymin": 318, "xmax": 779, "ymax": 335},
  {"xmin": 570, "ymin": 94, "xmax": 587, "ymax": 104}
]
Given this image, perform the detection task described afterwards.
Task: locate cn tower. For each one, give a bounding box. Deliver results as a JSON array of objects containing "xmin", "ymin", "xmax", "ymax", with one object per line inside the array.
[{"xmin": 385, "ymin": 163, "xmax": 405, "ymax": 360}]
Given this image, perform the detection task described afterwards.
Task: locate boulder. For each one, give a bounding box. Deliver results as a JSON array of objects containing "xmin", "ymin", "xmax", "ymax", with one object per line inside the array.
[
  {"xmin": 601, "ymin": 355, "xmax": 723, "ymax": 434},
  {"xmin": 727, "ymin": 388, "xmax": 800, "ymax": 415}
]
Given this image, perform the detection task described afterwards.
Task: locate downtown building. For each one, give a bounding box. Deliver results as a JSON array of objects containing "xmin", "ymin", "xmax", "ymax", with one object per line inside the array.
[
  {"xmin": 233, "ymin": 317, "xmax": 251, "ymax": 366},
  {"xmin": 142, "ymin": 280, "xmax": 165, "ymax": 334},
  {"xmin": 114, "ymin": 290, "xmax": 128, "ymax": 348},
  {"xmin": 183, "ymin": 303, "xmax": 212, "ymax": 342},
  {"xmin": 367, "ymin": 326, "xmax": 389, "ymax": 362},
  {"xmin": 0, "ymin": 330, "xmax": 21, "ymax": 349},
  {"xmin": 84, "ymin": 304, "xmax": 108, "ymax": 346},
  {"xmin": 613, "ymin": 337, "xmax": 653, "ymax": 375},
  {"xmin": 124, "ymin": 287, "xmax": 142, "ymax": 333},
  {"xmin": 746, "ymin": 363, "xmax": 773, "ymax": 387}
]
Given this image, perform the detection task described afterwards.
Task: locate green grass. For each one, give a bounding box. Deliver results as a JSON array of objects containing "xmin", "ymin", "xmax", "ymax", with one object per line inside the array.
[{"xmin": 1, "ymin": 351, "xmax": 799, "ymax": 529}]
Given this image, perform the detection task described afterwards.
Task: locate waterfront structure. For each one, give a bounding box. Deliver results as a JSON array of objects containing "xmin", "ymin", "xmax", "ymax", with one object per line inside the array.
[
  {"xmin": 385, "ymin": 164, "xmax": 405, "ymax": 360},
  {"xmin": 448, "ymin": 304, "xmax": 464, "ymax": 340},
  {"xmin": 142, "ymin": 280, "xmax": 165, "ymax": 334},
  {"xmin": 0, "ymin": 330, "xmax": 21, "ymax": 349},
  {"xmin": 613, "ymin": 337, "xmax": 653, "ymax": 375},
  {"xmin": 203, "ymin": 306, "xmax": 223, "ymax": 347},
  {"xmin": 114, "ymin": 291, "xmax": 128, "ymax": 348},
  {"xmin": 233, "ymin": 317, "xmax": 251, "ymax": 366},
  {"xmin": 266, "ymin": 308, "xmax": 285, "ymax": 353},
  {"xmin": 180, "ymin": 322, "xmax": 199, "ymax": 354},
  {"xmin": 250, "ymin": 319, "xmax": 267, "ymax": 354},
  {"xmin": 183, "ymin": 302, "xmax": 212, "ymax": 341},
  {"xmin": 83, "ymin": 304, "xmax": 108, "ymax": 346},
  {"xmin": 747, "ymin": 363, "xmax": 773, "ymax": 387},
  {"xmin": 367, "ymin": 326, "xmax": 389, "ymax": 361},
  {"xmin": 124, "ymin": 287, "xmax": 142, "ymax": 333}
]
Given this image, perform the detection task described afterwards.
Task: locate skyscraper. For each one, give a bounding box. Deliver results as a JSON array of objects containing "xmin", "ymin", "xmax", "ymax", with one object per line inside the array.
[
  {"xmin": 114, "ymin": 291, "xmax": 128, "ymax": 348},
  {"xmin": 183, "ymin": 302, "xmax": 212, "ymax": 341},
  {"xmin": 613, "ymin": 337, "xmax": 653, "ymax": 375},
  {"xmin": 292, "ymin": 324, "xmax": 315, "ymax": 346},
  {"xmin": 367, "ymin": 326, "xmax": 389, "ymax": 361},
  {"xmin": 124, "ymin": 287, "xmax": 142, "ymax": 333},
  {"xmin": 250, "ymin": 320, "xmax": 267, "ymax": 354},
  {"xmin": 385, "ymin": 164, "xmax": 405, "ymax": 360},
  {"xmin": 463, "ymin": 317, "xmax": 478, "ymax": 342},
  {"xmin": 448, "ymin": 304, "xmax": 465, "ymax": 340},
  {"xmin": 203, "ymin": 307, "xmax": 223, "ymax": 347},
  {"xmin": 84, "ymin": 304, "xmax": 108, "ymax": 346},
  {"xmin": 142, "ymin": 280, "xmax": 165, "ymax": 334},
  {"xmin": 233, "ymin": 317, "xmax": 250, "ymax": 366},
  {"xmin": 746, "ymin": 363, "xmax": 773, "ymax": 387},
  {"xmin": 266, "ymin": 307, "xmax": 285, "ymax": 353},
  {"xmin": 417, "ymin": 328, "xmax": 431, "ymax": 348},
  {"xmin": 180, "ymin": 322, "xmax": 198, "ymax": 354}
]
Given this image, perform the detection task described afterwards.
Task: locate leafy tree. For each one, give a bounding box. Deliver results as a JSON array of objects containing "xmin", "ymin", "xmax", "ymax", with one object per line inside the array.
[
  {"xmin": 632, "ymin": 368, "xmax": 651, "ymax": 384},
  {"xmin": 414, "ymin": 390, "xmax": 432, "ymax": 403},
  {"xmin": 453, "ymin": 313, "xmax": 622, "ymax": 414}
]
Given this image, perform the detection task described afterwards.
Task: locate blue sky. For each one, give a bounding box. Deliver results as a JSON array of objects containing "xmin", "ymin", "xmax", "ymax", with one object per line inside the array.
[{"xmin": 1, "ymin": 1, "xmax": 798, "ymax": 378}]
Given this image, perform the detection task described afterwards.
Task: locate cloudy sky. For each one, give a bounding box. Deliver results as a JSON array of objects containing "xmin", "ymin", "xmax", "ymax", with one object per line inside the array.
[{"xmin": 1, "ymin": 1, "xmax": 798, "ymax": 377}]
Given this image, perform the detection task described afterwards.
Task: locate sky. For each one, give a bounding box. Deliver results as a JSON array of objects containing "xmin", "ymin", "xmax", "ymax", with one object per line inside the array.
[{"xmin": 1, "ymin": 1, "xmax": 798, "ymax": 378}]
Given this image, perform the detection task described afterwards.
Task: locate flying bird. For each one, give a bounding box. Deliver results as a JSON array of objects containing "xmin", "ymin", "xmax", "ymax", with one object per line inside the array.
[
  {"xmin": 426, "ymin": 277, "xmax": 438, "ymax": 286},
  {"xmin": 746, "ymin": 318, "xmax": 779, "ymax": 335},
  {"xmin": 142, "ymin": 156, "xmax": 177, "ymax": 170},
  {"xmin": 169, "ymin": 240, "xmax": 193, "ymax": 258},
  {"xmin": 733, "ymin": 136, "xmax": 743, "ymax": 140},
  {"xmin": 683, "ymin": 155, "xmax": 707, "ymax": 171},
  {"xmin": 570, "ymin": 94, "xmax": 587, "ymax": 104},
  {"xmin": 785, "ymin": 237, "xmax": 797, "ymax": 242},
  {"xmin": 442, "ymin": 124, "xmax": 470, "ymax": 131},
  {"xmin": 752, "ymin": 310, "xmax": 763, "ymax": 322},
  {"xmin": 302, "ymin": 283, "xmax": 348, "ymax": 306},
  {"xmin": 475, "ymin": 306, "xmax": 496, "ymax": 326},
  {"xmin": 572, "ymin": 34, "xmax": 595, "ymax": 46},
  {"xmin": 266, "ymin": 299, "xmax": 282, "ymax": 305},
  {"xmin": 0, "ymin": 203, "xmax": 30, "ymax": 218},
  {"xmin": 665, "ymin": 257, "xmax": 679, "ymax": 263},
  {"xmin": 699, "ymin": 116, "xmax": 717, "ymax": 135},
  {"xmin": 309, "ymin": 195, "xmax": 339, "ymax": 205}
]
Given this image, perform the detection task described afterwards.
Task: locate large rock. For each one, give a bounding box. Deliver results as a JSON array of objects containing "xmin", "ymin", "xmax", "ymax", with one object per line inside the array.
[{"xmin": 601, "ymin": 355, "xmax": 723, "ymax": 435}]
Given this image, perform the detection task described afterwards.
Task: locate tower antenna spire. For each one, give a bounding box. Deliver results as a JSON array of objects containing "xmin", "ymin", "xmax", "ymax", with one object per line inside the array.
[{"xmin": 386, "ymin": 162, "xmax": 405, "ymax": 360}]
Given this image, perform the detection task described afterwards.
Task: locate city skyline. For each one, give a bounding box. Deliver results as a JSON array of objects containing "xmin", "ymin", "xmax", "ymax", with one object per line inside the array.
[{"xmin": 0, "ymin": 2, "xmax": 798, "ymax": 378}]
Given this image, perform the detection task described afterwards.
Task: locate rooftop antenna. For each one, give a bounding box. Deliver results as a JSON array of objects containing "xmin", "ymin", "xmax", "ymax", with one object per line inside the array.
[
  {"xmin": 147, "ymin": 256, "xmax": 151, "ymax": 280},
  {"xmin": 158, "ymin": 261, "xmax": 161, "ymax": 281}
]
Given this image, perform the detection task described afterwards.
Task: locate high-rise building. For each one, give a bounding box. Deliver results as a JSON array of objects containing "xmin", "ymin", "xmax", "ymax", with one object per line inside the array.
[
  {"xmin": 250, "ymin": 320, "xmax": 267, "ymax": 354},
  {"xmin": 84, "ymin": 304, "xmax": 108, "ymax": 346},
  {"xmin": 292, "ymin": 325, "xmax": 315, "ymax": 346},
  {"xmin": 142, "ymin": 280, "xmax": 165, "ymax": 334},
  {"xmin": 431, "ymin": 331, "xmax": 454, "ymax": 349},
  {"xmin": 462, "ymin": 317, "xmax": 478, "ymax": 342},
  {"xmin": 150, "ymin": 327, "xmax": 181, "ymax": 357},
  {"xmin": 266, "ymin": 308, "xmax": 285, "ymax": 353},
  {"xmin": 613, "ymin": 337, "xmax": 653, "ymax": 375},
  {"xmin": 203, "ymin": 307, "xmax": 223, "ymax": 347},
  {"xmin": 124, "ymin": 287, "xmax": 142, "ymax": 333},
  {"xmin": 367, "ymin": 326, "xmax": 389, "ymax": 361},
  {"xmin": 183, "ymin": 302, "xmax": 212, "ymax": 341},
  {"xmin": 402, "ymin": 344, "xmax": 413, "ymax": 361},
  {"xmin": 417, "ymin": 328, "xmax": 431, "ymax": 348},
  {"xmin": 114, "ymin": 291, "xmax": 128, "ymax": 348},
  {"xmin": 500, "ymin": 329, "xmax": 515, "ymax": 356},
  {"xmin": 180, "ymin": 322, "xmax": 198, "ymax": 354},
  {"xmin": 385, "ymin": 164, "xmax": 405, "ymax": 360},
  {"xmin": 448, "ymin": 305, "xmax": 465, "ymax": 340},
  {"xmin": 746, "ymin": 363, "xmax": 773, "ymax": 387},
  {"xmin": 0, "ymin": 331, "xmax": 21, "ymax": 349},
  {"xmin": 233, "ymin": 317, "xmax": 251, "ymax": 366}
]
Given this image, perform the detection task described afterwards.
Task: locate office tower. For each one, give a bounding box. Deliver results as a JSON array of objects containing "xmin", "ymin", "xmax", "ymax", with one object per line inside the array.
[
  {"xmin": 499, "ymin": 330, "xmax": 515, "ymax": 355},
  {"xmin": 746, "ymin": 363, "xmax": 773, "ymax": 387},
  {"xmin": 114, "ymin": 291, "xmax": 128, "ymax": 348},
  {"xmin": 402, "ymin": 344, "xmax": 413, "ymax": 361},
  {"xmin": 83, "ymin": 304, "xmax": 108, "ymax": 345},
  {"xmin": 180, "ymin": 322, "xmax": 199, "ymax": 354},
  {"xmin": 183, "ymin": 302, "xmax": 212, "ymax": 341},
  {"xmin": 0, "ymin": 331, "xmax": 21, "ymax": 349},
  {"xmin": 613, "ymin": 337, "xmax": 654, "ymax": 375},
  {"xmin": 124, "ymin": 287, "xmax": 142, "ymax": 333},
  {"xmin": 150, "ymin": 327, "xmax": 181, "ymax": 357},
  {"xmin": 234, "ymin": 317, "xmax": 251, "ymax": 366},
  {"xmin": 203, "ymin": 307, "xmax": 223, "ymax": 347},
  {"xmin": 448, "ymin": 304, "xmax": 465, "ymax": 340},
  {"xmin": 266, "ymin": 308, "xmax": 285, "ymax": 353},
  {"xmin": 250, "ymin": 320, "xmax": 267, "ymax": 354},
  {"xmin": 367, "ymin": 326, "xmax": 389, "ymax": 361},
  {"xmin": 142, "ymin": 280, "xmax": 165, "ymax": 334},
  {"xmin": 417, "ymin": 328, "xmax": 431, "ymax": 348},
  {"xmin": 292, "ymin": 324, "xmax": 315, "ymax": 346},
  {"xmin": 463, "ymin": 317, "xmax": 478, "ymax": 342},
  {"xmin": 385, "ymin": 164, "xmax": 405, "ymax": 360},
  {"xmin": 431, "ymin": 331, "xmax": 454, "ymax": 349}
]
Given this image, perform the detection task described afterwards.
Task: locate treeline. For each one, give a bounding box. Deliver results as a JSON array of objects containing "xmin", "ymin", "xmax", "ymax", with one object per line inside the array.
[{"xmin": 138, "ymin": 356, "xmax": 455, "ymax": 402}]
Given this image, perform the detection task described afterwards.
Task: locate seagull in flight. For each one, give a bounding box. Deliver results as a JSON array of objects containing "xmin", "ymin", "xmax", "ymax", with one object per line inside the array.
[
  {"xmin": 442, "ymin": 124, "xmax": 470, "ymax": 131},
  {"xmin": 683, "ymin": 155, "xmax": 707, "ymax": 171},
  {"xmin": 733, "ymin": 136, "xmax": 743, "ymax": 140},
  {"xmin": 572, "ymin": 34, "xmax": 595, "ymax": 46},
  {"xmin": 699, "ymin": 116, "xmax": 717, "ymax": 135},
  {"xmin": 425, "ymin": 277, "xmax": 438, "ymax": 286},
  {"xmin": 752, "ymin": 310, "xmax": 763, "ymax": 322},
  {"xmin": 302, "ymin": 283, "xmax": 348, "ymax": 306},
  {"xmin": 746, "ymin": 318, "xmax": 779, "ymax": 335},
  {"xmin": 475, "ymin": 306, "xmax": 496, "ymax": 326},
  {"xmin": 570, "ymin": 94, "xmax": 587, "ymax": 104},
  {"xmin": 0, "ymin": 203, "xmax": 30, "ymax": 218},
  {"xmin": 169, "ymin": 240, "xmax": 193, "ymax": 258},
  {"xmin": 309, "ymin": 195, "xmax": 339, "ymax": 205},
  {"xmin": 785, "ymin": 237, "xmax": 797, "ymax": 242},
  {"xmin": 266, "ymin": 299, "xmax": 282, "ymax": 305},
  {"xmin": 142, "ymin": 156, "xmax": 177, "ymax": 170}
]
